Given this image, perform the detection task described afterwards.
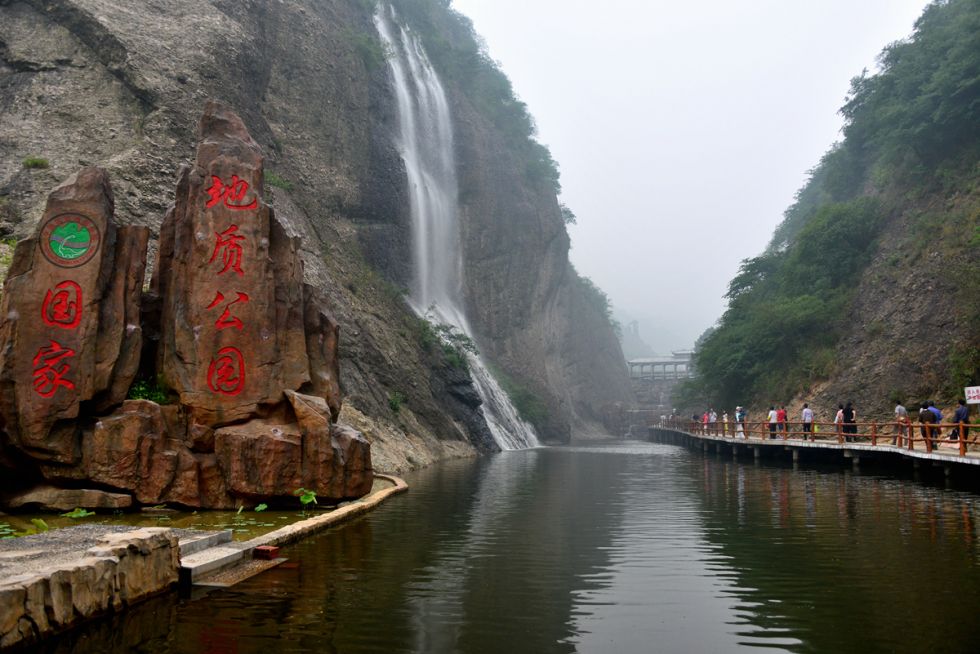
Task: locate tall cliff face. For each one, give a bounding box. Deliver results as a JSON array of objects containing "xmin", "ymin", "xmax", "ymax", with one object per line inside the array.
[
  {"xmin": 375, "ymin": 2, "xmax": 634, "ymax": 440},
  {"xmin": 0, "ymin": 0, "xmax": 631, "ymax": 459}
]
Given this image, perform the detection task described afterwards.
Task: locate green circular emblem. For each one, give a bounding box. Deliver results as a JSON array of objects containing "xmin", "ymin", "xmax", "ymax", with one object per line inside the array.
[
  {"xmin": 39, "ymin": 213, "xmax": 101, "ymax": 268},
  {"xmin": 50, "ymin": 222, "xmax": 91, "ymax": 259}
]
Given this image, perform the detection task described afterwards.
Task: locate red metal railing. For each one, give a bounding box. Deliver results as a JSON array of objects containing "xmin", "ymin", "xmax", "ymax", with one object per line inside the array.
[{"xmin": 657, "ymin": 416, "xmax": 975, "ymax": 456}]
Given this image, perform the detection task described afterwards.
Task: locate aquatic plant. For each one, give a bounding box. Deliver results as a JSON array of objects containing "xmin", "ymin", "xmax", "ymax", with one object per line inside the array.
[
  {"xmin": 294, "ymin": 487, "xmax": 318, "ymax": 507},
  {"xmin": 61, "ymin": 507, "xmax": 95, "ymax": 519}
]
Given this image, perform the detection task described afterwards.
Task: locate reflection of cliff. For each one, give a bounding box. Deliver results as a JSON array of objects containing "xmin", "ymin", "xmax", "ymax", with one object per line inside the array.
[{"xmin": 691, "ymin": 457, "xmax": 980, "ymax": 652}]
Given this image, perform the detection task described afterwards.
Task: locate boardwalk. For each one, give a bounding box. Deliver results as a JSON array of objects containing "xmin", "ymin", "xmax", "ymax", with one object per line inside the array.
[{"xmin": 644, "ymin": 414, "xmax": 980, "ymax": 471}]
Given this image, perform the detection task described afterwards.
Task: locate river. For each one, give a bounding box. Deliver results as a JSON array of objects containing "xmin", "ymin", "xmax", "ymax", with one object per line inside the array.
[{"xmin": 34, "ymin": 440, "xmax": 980, "ymax": 653}]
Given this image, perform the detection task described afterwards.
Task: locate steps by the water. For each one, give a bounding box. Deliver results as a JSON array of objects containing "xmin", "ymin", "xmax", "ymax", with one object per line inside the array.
[{"xmin": 177, "ymin": 530, "xmax": 232, "ymax": 558}]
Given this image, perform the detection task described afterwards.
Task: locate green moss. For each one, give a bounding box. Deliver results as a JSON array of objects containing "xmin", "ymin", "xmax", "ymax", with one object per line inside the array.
[
  {"xmin": 344, "ymin": 29, "xmax": 389, "ymax": 71},
  {"xmin": 265, "ymin": 171, "xmax": 294, "ymax": 191},
  {"xmin": 22, "ymin": 157, "xmax": 49, "ymax": 170},
  {"xmin": 489, "ymin": 364, "xmax": 549, "ymax": 426},
  {"xmin": 127, "ymin": 378, "xmax": 170, "ymax": 404},
  {"xmin": 388, "ymin": 391, "xmax": 406, "ymax": 413}
]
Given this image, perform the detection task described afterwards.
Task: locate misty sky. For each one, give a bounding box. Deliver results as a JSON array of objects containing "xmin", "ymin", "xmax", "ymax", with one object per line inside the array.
[{"xmin": 450, "ymin": 0, "xmax": 931, "ymax": 353}]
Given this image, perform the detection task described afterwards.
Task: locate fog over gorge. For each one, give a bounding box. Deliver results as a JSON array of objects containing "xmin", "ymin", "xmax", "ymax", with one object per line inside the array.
[
  {"xmin": 453, "ymin": 0, "xmax": 931, "ymax": 352},
  {"xmin": 0, "ymin": 0, "xmax": 978, "ymax": 651}
]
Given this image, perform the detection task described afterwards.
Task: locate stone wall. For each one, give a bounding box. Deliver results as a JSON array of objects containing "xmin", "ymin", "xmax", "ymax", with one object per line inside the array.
[{"xmin": 0, "ymin": 527, "xmax": 179, "ymax": 650}]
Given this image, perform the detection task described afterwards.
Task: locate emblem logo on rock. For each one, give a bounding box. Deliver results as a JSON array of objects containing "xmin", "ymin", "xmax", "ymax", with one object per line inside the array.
[{"xmin": 39, "ymin": 213, "xmax": 101, "ymax": 268}]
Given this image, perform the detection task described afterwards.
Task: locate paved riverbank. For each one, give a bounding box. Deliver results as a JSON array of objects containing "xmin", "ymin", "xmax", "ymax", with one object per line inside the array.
[{"xmin": 0, "ymin": 474, "xmax": 407, "ymax": 650}]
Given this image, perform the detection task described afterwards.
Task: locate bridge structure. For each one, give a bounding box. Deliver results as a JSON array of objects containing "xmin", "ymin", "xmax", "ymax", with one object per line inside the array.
[{"xmin": 627, "ymin": 350, "xmax": 694, "ymax": 413}]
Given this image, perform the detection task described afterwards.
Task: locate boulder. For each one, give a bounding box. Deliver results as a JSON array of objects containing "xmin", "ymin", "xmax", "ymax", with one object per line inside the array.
[
  {"xmin": 80, "ymin": 400, "xmax": 233, "ymax": 508},
  {"xmin": 0, "ymin": 167, "xmax": 147, "ymax": 463},
  {"xmin": 214, "ymin": 419, "xmax": 304, "ymax": 498},
  {"xmin": 4, "ymin": 486, "xmax": 132, "ymax": 511},
  {"xmin": 287, "ymin": 390, "xmax": 373, "ymax": 499}
]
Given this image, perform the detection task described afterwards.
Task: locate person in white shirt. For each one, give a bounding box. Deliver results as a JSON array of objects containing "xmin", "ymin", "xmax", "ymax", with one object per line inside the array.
[
  {"xmin": 802, "ymin": 403, "xmax": 814, "ymax": 440},
  {"xmin": 767, "ymin": 406, "xmax": 777, "ymax": 439},
  {"xmin": 893, "ymin": 401, "xmax": 908, "ymax": 446}
]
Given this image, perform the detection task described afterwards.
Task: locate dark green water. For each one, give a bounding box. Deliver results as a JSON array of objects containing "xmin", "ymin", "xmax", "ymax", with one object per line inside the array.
[{"xmin": 35, "ymin": 441, "xmax": 980, "ymax": 653}]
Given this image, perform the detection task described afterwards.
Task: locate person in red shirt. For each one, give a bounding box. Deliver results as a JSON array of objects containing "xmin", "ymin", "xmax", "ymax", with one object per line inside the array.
[{"xmin": 777, "ymin": 406, "xmax": 788, "ymax": 435}]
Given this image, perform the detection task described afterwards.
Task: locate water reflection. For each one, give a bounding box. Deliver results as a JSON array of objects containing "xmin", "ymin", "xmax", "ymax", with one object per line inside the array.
[
  {"xmin": 692, "ymin": 455, "xmax": 980, "ymax": 653},
  {"xmin": 32, "ymin": 441, "xmax": 980, "ymax": 653}
]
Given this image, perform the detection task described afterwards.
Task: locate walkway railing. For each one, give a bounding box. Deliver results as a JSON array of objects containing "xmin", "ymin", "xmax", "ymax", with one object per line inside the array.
[{"xmin": 658, "ymin": 417, "xmax": 976, "ymax": 457}]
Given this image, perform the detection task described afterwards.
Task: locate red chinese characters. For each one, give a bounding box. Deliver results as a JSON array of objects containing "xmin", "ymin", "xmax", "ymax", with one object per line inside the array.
[
  {"xmin": 32, "ymin": 340, "xmax": 76, "ymax": 398},
  {"xmin": 207, "ymin": 346, "xmax": 245, "ymax": 396},
  {"xmin": 41, "ymin": 280, "xmax": 82, "ymax": 329},
  {"xmin": 204, "ymin": 171, "xmax": 258, "ymax": 397},
  {"xmin": 205, "ymin": 175, "xmax": 258, "ymax": 211},
  {"xmin": 210, "ymin": 225, "xmax": 245, "ymax": 276},
  {"xmin": 35, "ymin": 280, "xmax": 83, "ymax": 396},
  {"xmin": 206, "ymin": 291, "xmax": 250, "ymax": 330}
]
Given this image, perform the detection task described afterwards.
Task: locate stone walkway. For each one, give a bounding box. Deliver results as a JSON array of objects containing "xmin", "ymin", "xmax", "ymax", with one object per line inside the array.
[{"xmin": 0, "ymin": 474, "xmax": 408, "ymax": 650}]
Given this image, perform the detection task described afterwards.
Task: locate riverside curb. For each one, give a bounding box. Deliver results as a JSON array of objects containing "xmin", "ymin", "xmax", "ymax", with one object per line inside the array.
[{"xmin": 181, "ymin": 474, "xmax": 408, "ymax": 584}]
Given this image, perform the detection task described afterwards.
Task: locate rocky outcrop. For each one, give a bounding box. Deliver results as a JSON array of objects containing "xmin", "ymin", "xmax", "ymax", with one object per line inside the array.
[
  {"xmin": 0, "ymin": 103, "xmax": 373, "ymax": 509},
  {"xmin": 0, "ymin": 167, "xmax": 148, "ymax": 463}
]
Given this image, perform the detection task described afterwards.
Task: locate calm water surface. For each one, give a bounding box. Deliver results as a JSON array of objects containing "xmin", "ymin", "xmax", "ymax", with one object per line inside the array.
[{"xmin": 38, "ymin": 440, "xmax": 980, "ymax": 653}]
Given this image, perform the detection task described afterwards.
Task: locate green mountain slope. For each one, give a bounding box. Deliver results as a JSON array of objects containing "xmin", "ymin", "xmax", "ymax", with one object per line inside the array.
[{"xmin": 687, "ymin": 0, "xmax": 980, "ymax": 415}]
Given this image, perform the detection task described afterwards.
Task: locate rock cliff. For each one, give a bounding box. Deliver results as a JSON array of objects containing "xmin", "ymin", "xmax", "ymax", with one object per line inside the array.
[{"xmin": 0, "ymin": 0, "xmax": 631, "ymax": 469}]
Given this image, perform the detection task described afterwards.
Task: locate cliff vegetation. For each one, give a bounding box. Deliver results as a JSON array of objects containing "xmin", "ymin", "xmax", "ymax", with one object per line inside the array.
[{"xmin": 683, "ymin": 0, "xmax": 979, "ymax": 414}]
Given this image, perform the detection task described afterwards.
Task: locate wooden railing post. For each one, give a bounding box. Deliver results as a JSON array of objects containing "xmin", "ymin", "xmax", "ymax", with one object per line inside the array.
[
  {"xmin": 871, "ymin": 421, "xmax": 878, "ymax": 446},
  {"xmin": 837, "ymin": 422, "xmax": 843, "ymax": 445},
  {"xmin": 906, "ymin": 417, "xmax": 913, "ymax": 451},
  {"xmin": 925, "ymin": 423, "xmax": 933, "ymax": 453},
  {"xmin": 959, "ymin": 422, "xmax": 966, "ymax": 457}
]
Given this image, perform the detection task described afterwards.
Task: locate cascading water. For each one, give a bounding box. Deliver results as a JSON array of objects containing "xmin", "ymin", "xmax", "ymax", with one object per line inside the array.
[{"xmin": 374, "ymin": 6, "xmax": 539, "ymax": 450}]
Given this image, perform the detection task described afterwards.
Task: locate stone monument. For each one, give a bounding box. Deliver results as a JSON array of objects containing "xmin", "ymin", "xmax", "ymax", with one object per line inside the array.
[{"xmin": 0, "ymin": 101, "xmax": 372, "ymax": 510}]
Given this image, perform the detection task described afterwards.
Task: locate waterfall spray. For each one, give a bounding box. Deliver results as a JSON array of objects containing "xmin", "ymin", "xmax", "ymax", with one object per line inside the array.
[{"xmin": 374, "ymin": 6, "xmax": 539, "ymax": 450}]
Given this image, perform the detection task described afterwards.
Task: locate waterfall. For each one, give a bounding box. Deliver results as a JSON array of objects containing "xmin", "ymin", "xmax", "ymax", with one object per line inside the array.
[{"xmin": 374, "ymin": 6, "xmax": 539, "ymax": 450}]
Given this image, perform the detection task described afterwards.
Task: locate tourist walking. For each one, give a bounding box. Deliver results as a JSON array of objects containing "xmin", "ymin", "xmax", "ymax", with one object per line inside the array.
[
  {"xmin": 735, "ymin": 406, "xmax": 746, "ymax": 438},
  {"xmin": 842, "ymin": 402, "xmax": 857, "ymax": 442},
  {"xmin": 802, "ymin": 403, "xmax": 814, "ymax": 440},
  {"xmin": 767, "ymin": 406, "xmax": 777, "ymax": 439},
  {"xmin": 953, "ymin": 399, "xmax": 970, "ymax": 442},
  {"xmin": 776, "ymin": 406, "xmax": 788, "ymax": 435},
  {"xmin": 893, "ymin": 400, "xmax": 908, "ymax": 446},
  {"xmin": 834, "ymin": 404, "xmax": 844, "ymax": 438},
  {"xmin": 919, "ymin": 402, "xmax": 937, "ymax": 449},
  {"xmin": 927, "ymin": 401, "xmax": 944, "ymax": 440}
]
